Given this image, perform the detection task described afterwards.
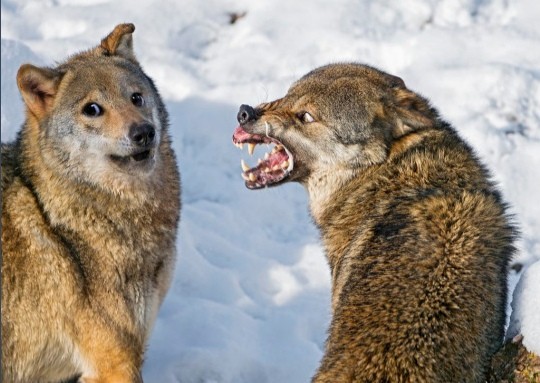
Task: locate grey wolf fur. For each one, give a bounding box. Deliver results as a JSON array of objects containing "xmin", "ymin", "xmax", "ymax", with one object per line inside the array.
[
  {"xmin": 232, "ymin": 63, "xmax": 516, "ymax": 382},
  {"xmin": 1, "ymin": 23, "xmax": 180, "ymax": 383}
]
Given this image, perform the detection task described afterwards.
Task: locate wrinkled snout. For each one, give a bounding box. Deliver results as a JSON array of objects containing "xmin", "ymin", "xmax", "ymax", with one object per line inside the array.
[
  {"xmin": 237, "ymin": 104, "xmax": 256, "ymax": 125},
  {"xmin": 129, "ymin": 123, "xmax": 155, "ymax": 147}
]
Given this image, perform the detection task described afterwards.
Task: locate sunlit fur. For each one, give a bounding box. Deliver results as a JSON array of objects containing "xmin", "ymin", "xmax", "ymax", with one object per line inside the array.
[{"xmin": 1, "ymin": 24, "xmax": 180, "ymax": 382}]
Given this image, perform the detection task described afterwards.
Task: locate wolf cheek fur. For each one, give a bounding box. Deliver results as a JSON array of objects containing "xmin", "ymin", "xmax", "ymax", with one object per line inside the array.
[
  {"xmin": 1, "ymin": 24, "xmax": 180, "ymax": 383},
  {"xmin": 233, "ymin": 63, "xmax": 516, "ymax": 383}
]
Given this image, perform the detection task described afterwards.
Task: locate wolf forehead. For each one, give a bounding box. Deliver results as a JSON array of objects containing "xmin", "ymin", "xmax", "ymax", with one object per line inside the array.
[
  {"xmin": 289, "ymin": 64, "xmax": 405, "ymax": 96},
  {"xmin": 260, "ymin": 63, "xmax": 409, "ymax": 117},
  {"xmin": 56, "ymin": 60, "xmax": 154, "ymax": 97}
]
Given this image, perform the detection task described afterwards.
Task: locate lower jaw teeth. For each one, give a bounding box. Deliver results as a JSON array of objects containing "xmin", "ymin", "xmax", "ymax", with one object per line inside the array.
[{"xmin": 242, "ymin": 173, "xmax": 257, "ymax": 182}]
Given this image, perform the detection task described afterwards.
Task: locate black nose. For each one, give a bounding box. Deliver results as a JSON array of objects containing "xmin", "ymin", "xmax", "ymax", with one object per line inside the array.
[
  {"xmin": 129, "ymin": 123, "xmax": 155, "ymax": 147},
  {"xmin": 237, "ymin": 104, "xmax": 256, "ymax": 125}
]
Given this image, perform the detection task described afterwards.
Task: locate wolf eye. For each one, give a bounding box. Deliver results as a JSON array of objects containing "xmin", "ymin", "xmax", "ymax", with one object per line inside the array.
[
  {"xmin": 299, "ymin": 112, "xmax": 315, "ymax": 123},
  {"xmin": 82, "ymin": 103, "xmax": 103, "ymax": 117},
  {"xmin": 131, "ymin": 93, "xmax": 145, "ymax": 107}
]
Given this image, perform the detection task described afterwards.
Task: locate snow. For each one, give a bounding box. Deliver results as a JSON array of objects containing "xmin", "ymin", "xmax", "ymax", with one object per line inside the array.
[
  {"xmin": 1, "ymin": 0, "xmax": 539, "ymax": 381},
  {"xmin": 507, "ymin": 260, "xmax": 540, "ymax": 355}
]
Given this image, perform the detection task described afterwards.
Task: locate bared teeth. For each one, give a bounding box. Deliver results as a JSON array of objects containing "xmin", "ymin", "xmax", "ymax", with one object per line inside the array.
[
  {"xmin": 264, "ymin": 167, "xmax": 271, "ymax": 173},
  {"xmin": 264, "ymin": 153, "xmax": 270, "ymax": 160},
  {"xmin": 248, "ymin": 143, "xmax": 256, "ymax": 156},
  {"xmin": 235, "ymin": 143, "xmax": 244, "ymax": 150},
  {"xmin": 248, "ymin": 173, "xmax": 256, "ymax": 182},
  {"xmin": 272, "ymin": 165, "xmax": 280, "ymax": 171},
  {"xmin": 258, "ymin": 159, "xmax": 263, "ymax": 165},
  {"xmin": 281, "ymin": 160, "xmax": 289, "ymax": 169},
  {"xmin": 241, "ymin": 173, "xmax": 250, "ymax": 181},
  {"xmin": 241, "ymin": 159, "xmax": 250, "ymax": 172}
]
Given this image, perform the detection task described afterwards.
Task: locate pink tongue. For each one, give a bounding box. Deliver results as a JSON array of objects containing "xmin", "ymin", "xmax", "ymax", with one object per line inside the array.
[{"xmin": 268, "ymin": 150, "xmax": 288, "ymax": 168}]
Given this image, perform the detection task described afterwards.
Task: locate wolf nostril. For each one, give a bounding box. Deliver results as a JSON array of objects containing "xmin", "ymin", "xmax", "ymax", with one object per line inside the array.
[
  {"xmin": 129, "ymin": 123, "xmax": 155, "ymax": 147},
  {"xmin": 237, "ymin": 104, "xmax": 256, "ymax": 125}
]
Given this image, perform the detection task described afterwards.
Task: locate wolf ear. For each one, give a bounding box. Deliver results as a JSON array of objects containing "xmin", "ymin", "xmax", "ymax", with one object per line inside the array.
[
  {"xmin": 100, "ymin": 23, "xmax": 136, "ymax": 60},
  {"xmin": 17, "ymin": 64, "xmax": 62, "ymax": 119},
  {"xmin": 392, "ymin": 87, "xmax": 433, "ymax": 138}
]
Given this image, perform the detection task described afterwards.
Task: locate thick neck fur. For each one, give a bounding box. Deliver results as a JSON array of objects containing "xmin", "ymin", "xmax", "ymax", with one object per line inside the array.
[{"xmin": 305, "ymin": 166, "xmax": 359, "ymax": 227}]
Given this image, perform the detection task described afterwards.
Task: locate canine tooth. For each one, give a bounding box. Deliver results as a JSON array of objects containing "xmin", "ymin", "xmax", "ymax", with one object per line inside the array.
[
  {"xmin": 248, "ymin": 143, "xmax": 256, "ymax": 156},
  {"xmin": 248, "ymin": 173, "xmax": 256, "ymax": 182},
  {"xmin": 281, "ymin": 160, "xmax": 289, "ymax": 169},
  {"xmin": 241, "ymin": 160, "xmax": 250, "ymax": 172},
  {"xmin": 239, "ymin": 143, "xmax": 244, "ymax": 150},
  {"xmin": 241, "ymin": 173, "xmax": 250, "ymax": 181},
  {"xmin": 258, "ymin": 159, "xmax": 263, "ymax": 164}
]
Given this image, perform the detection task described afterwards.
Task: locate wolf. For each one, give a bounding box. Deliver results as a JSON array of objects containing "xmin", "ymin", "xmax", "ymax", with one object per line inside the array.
[
  {"xmin": 232, "ymin": 63, "xmax": 516, "ymax": 382},
  {"xmin": 1, "ymin": 24, "xmax": 180, "ymax": 383}
]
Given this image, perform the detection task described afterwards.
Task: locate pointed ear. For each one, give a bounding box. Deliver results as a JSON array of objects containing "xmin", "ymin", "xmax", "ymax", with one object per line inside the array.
[
  {"xmin": 392, "ymin": 87, "xmax": 433, "ymax": 138},
  {"xmin": 17, "ymin": 64, "xmax": 62, "ymax": 119},
  {"xmin": 100, "ymin": 23, "xmax": 136, "ymax": 60}
]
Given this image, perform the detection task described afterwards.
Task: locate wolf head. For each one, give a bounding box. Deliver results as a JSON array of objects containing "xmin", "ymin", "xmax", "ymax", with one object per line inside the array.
[
  {"xmin": 17, "ymin": 24, "xmax": 170, "ymax": 193},
  {"xmin": 232, "ymin": 63, "xmax": 438, "ymax": 189}
]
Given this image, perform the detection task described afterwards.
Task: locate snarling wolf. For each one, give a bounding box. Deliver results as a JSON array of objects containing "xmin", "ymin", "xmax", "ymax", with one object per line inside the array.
[
  {"xmin": 232, "ymin": 63, "xmax": 516, "ymax": 382},
  {"xmin": 2, "ymin": 24, "xmax": 180, "ymax": 383}
]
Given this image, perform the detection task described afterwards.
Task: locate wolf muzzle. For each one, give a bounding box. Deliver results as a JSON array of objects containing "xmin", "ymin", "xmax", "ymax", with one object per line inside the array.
[
  {"xmin": 237, "ymin": 104, "xmax": 257, "ymax": 125},
  {"xmin": 129, "ymin": 123, "xmax": 156, "ymax": 148}
]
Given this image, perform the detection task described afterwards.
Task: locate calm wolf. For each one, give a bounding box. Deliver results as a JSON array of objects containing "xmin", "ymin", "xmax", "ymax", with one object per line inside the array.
[
  {"xmin": 232, "ymin": 63, "xmax": 516, "ymax": 382},
  {"xmin": 1, "ymin": 24, "xmax": 180, "ymax": 383}
]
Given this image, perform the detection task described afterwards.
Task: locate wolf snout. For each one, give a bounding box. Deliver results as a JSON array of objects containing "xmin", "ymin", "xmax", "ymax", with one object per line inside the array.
[
  {"xmin": 237, "ymin": 104, "xmax": 256, "ymax": 125},
  {"xmin": 129, "ymin": 123, "xmax": 155, "ymax": 147}
]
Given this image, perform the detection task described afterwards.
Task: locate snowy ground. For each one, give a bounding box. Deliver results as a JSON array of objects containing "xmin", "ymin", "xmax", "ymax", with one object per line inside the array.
[{"xmin": 2, "ymin": 0, "xmax": 539, "ymax": 381}]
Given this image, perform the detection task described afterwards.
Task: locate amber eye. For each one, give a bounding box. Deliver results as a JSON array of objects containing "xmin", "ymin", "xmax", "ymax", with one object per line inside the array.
[
  {"xmin": 299, "ymin": 112, "xmax": 315, "ymax": 123},
  {"xmin": 131, "ymin": 92, "xmax": 145, "ymax": 107},
  {"xmin": 82, "ymin": 103, "xmax": 103, "ymax": 117}
]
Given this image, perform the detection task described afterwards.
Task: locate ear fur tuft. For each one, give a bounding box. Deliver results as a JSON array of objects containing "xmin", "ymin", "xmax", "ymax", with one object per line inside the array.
[
  {"xmin": 17, "ymin": 64, "xmax": 62, "ymax": 119},
  {"xmin": 100, "ymin": 23, "xmax": 136, "ymax": 60},
  {"xmin": 392, "ymin": 87, "xmax": 433, "ymax": 138}
]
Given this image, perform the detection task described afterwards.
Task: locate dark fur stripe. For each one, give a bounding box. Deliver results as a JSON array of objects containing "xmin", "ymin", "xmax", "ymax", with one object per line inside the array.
[{"xmin": 15, "ymin": 160, "xmax": 90, "ymax": 295}]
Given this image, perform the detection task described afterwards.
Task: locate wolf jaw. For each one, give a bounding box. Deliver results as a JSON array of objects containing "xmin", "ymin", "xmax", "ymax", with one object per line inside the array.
[
  {"xmin": 232, "ymin": 125, "xmax": 294, "ymax": 189},
  {"xmin": 109, "ymin": 148, "xmax": 154, "ymax": 165}
]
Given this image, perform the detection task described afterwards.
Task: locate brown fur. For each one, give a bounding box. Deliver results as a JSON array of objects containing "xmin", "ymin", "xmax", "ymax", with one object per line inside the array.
[
  {"xmin": 234, "ymin": 63, "xmax": 516, "ymax": 382},
  {"xmin": 488, "ymin": 336, "xmax": 540, "ymax": 382},
  {"xmin": 1, "ymin": 24, "xmax": 180, "ymax": 383}
]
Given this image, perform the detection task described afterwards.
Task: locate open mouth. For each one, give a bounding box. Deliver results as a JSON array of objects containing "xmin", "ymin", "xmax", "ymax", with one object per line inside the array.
[
  {"xmin": 232, "ymin": 126, "xmax": 293, "ymax": 189},
  {"xmin": 110, "ymin": 149, "xmax": 154, "ymax": 166}
]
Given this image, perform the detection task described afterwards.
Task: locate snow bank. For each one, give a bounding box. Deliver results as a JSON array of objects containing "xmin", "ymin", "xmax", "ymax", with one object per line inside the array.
[{"xmin": 507, "ymin": 260, "xmax": 540, "ymax": 355}]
